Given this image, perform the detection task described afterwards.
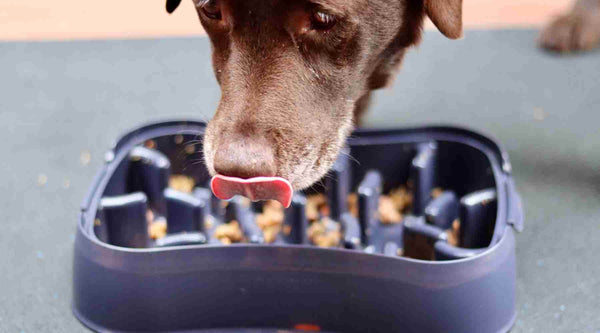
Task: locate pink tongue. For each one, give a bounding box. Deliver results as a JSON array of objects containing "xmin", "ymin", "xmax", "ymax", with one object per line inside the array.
[{"xmin": 211, "ymin": 175, "xmax": 293, "ymax": 208}]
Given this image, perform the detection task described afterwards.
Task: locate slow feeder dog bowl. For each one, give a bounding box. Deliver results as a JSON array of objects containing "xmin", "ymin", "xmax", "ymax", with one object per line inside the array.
[{"xmin": 73, "ymin": 120, "xmax": 523, "ymax": 332}]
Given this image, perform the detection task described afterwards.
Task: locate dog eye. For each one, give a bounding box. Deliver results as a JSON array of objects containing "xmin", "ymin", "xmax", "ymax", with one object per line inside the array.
[
  {"xmin": 311, "ymin": 11, "xmax": 336, "ymax": 31},
  {"xmin": 198, "ymin": 0, "xmax": 222, "ymax": 20}
]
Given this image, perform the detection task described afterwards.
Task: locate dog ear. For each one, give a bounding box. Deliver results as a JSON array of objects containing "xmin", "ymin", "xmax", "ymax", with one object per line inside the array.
[
  {"xmin": 424, "ymin": 0, "xmax": 463, "ymax": 39},
  {"xmin": 166, "ymin": 0, "xmax": 182, "ymax": 14}
]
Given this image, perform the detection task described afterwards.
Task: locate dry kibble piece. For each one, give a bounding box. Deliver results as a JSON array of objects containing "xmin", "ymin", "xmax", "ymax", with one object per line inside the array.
[
  {"xmin": 347, "ymin": 193, "xmax": 358, "ymax": 217},
  {"xmin": 446, "ymin": 219, "xmax": 461, "ymax": 247},
  {"xmin": 319, "ymin": 204, "xmax": 330, "ymax": 217},
  {"xmin": 149, "ymin": 219, "xmax": 168, "ymax": 240},
  {"xmin": 307, "ymin": 220, "xmax": 326, "ymax": 240},
  {"xmin": 256, "ymin": 200, "xmax": 285, "ymax": 243},
  {"xmin": 378, "ymin": 196, "xmax": 403, "ymax": 224},
  {"xmin": 431, "ymin": 187, "xmax": 444, "ymax": 199},
  {"xmin": 214, "ymin": 221, "xmax": 244, "ymax": 244},
  {"xmin": 308, "ymin": 218, "xmax": 341, "ymax": 248},
  {"xmin": 282, "ymin": 225, "xmax": 292, "ymax": 236},
  {"xmin": 389, "ymin": 186, "xmax": 413, "ymax": 213},
  {"xmin": 169, "ymin": 175, "xmax": 196, "ymax": 193},
  {"xmin": 174, "ymin": 135, "xmax": 184, "ymax": 144},
  {"xmin": 144, "ymin": 140, "xmax": 156, "ymax": 149},
  {"xmin": 184, "ymin": 144, "xmax": 196, "ymax": 154},
  {"xmin": 204, "ymin": 216, "xmax": 215, "ymax": 230},
  {"xmin": 258, "ymin": 201, "xmax": 284, "ymax": 227},
  {"xmin": 306, "ymin": 202, "xmax": 319, "ymax": 221},
  {"xmin": 306, "ymin": 194, "xmax": 327, "ymax": 221},
  {"xmin": 262, "ymin": 226, "xmax": 281, "ymax": 244}
]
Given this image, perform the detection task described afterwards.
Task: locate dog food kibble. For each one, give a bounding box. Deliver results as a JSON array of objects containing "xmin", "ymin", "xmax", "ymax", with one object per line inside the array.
[
  {"xmin": 308, "ymin": 217, "xmax": 342, "ymax": 248},
  {"xmin": 446, "ymin": 219, "xmax": 461, "ymax": 247},
  {"xmin": 204, "ymin": 216, "xmax": 215, "ymax": 230},
  {"xmin": 431, "ymin": 187, "xmax": 444, "ymax": 199},
  {"xmin": 282, "ymin": 224, "xmax": 292, "ymax": 236},
  {"xmin": 376, "ymin": 185, "xmax": 415, "ymax": 225},
  {"xmin": 144, "ymin": 140, "xmax": 156, "ymax": 149},
  {"xmin": 169, "ymin": 175, "xmax": 196, "ymax": 193},
  {"xmin": 378, "ymin": 196, "xmax": 403, "ymax": 224},
  {"xmin": 306, "ymin": 194, "xmax": 328, "ymax": 222},
  {"xmin": 184, "ymin": 144, "xmax": 196, "ymax": 155},
  {"xmin": 389, "ymin": 186, "xmax": 413, "ymax": 213},
  {"xmin": 347, "ymin": 193, "xmax": 359, "ymax": 217},
  {"xmin": 149, "ymin": 218, "xmax": 168, "ymax": 240},
  {"xmin": 174, "ymin": 134, "xmax": 184, "ymax": 144},
  {"xmin": 256, "ymin": 200, "xmax": 285, "ymax": 243},
  {"xmin": 262, "ymin": 226, "xmax": 280, "ymax": 244},
  {"xmin": 214, "ymin": 221, "xmax": 244, "ymax": 244}
]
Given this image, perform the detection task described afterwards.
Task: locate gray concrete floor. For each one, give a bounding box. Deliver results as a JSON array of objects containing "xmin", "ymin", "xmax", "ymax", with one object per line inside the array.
[{"xmin": 0, "ymin": 30, "xmax": 598, "ymax": 332}]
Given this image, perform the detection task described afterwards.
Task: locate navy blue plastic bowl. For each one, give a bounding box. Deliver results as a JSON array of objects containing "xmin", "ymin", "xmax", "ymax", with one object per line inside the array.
[{"xmin": 73, "ymin": 120, "xmax": 523, "ymax": 332}]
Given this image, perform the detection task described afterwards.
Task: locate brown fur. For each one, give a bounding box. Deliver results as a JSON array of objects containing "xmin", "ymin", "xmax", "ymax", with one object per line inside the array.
[
  {"xmin": 540, "ymin": 0, "xmax": 600, "ymax": 52},
  {"xmin": 167, "ymin": 0, "xmax": 462, "ymax": 190}
]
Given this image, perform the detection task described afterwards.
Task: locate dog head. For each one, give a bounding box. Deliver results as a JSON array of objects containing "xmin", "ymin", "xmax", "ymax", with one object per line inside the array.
[{"xmin": 167, "ymin": 0, "xmax": 462, "ymax": 192}]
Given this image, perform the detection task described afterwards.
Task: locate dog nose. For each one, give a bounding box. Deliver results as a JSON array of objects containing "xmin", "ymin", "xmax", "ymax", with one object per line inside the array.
[{"xmin": 212, "ymin": 135, "xmax": 276, "ymax": 179}]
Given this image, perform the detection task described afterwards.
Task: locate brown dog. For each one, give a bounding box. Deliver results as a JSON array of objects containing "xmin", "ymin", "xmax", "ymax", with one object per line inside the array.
[
  {"xmin": 166, "ymin": 0, "xmax": 462, "ymax": 194},
  {"xmin": 540, "ymin": 0, "xmax": 600, "ymax": 52}
]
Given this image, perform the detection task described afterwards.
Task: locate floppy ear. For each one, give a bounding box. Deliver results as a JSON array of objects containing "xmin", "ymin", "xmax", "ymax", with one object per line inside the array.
[
  {"xmin": 424, "ymin": 0, "xmax": 463, "ymax": 39},
  {"xmin": 166, "ymin": 0, "xmax": 182, "ymax": 14}
]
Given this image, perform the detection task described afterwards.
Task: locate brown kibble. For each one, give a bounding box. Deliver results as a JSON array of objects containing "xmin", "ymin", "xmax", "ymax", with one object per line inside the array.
[
  {"xmin": 378, "ymin": 196, "xmax": 403, "ymax": 224},
  {"xmin": 149, "ymin": 219, "xmax": 167, "ymax": 240},
  {"xmin": 319, "ymin": 205, "xmax": 330, "ymax": 217},
  {"xmin": 283, "ymin": 225, "xmax": 292, "ymax": 236},
  {"xmin": 306, "ymin": 194, "xmax": 327, "ymax": 221},
  {"xmin": 431, "ymin": 187, "xmax": 444, "ymax": 199},
  {"xmin": 184, "ymin": 144, "xmax": 195, "ymax": 154},
  {"xmin": 174, "ymin": 135, "xmax": 184, "ymax": 144},
  {"xmin": 306, "ymin": 202, "xmax": 319, "ymax": 221},
  {"xmin": 308, "ymin": 218, "xmax": 341, "ymax": 248},
  {"xmin": 262, "ymin": 225, "xmax": 281, "ymax": 244},
  {"xmin": 256, "ymin": 200, "xmax": 284, "ymax": 243},
  {"xmin": 214, "ymin": 221, "xmax": 244, "ymax": 244},
  {"xmin": 144, "ymin": 140, "xmax": 156, "ymax": 149},
  {"xmin": 389, "ymin": 186, "xmax": 413, "ymax": 213},
  {"xmin": 446, "ymin": 219, "xmax": 461, "ymax": 247},
  {"xmin": 169, "ymin": 175, "xmax": 196, "ymax": 193},
  {"xmin": 347, "ymin": 193, "xmax": 358, "ymax": 217},
  {"xmin": 204, "ymin": 216, "xmax": 214, "ymax": 230}
]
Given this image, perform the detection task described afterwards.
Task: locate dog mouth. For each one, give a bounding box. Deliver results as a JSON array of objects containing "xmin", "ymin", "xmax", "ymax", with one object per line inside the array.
[{"xmin": 211, "ymin": 175, "xmax": 294, "ymax": 208}]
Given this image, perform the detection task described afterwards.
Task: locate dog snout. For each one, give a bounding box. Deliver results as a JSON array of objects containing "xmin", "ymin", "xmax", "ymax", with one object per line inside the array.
[{"xmin": 212, "ymin": 134, "xmax": 276, "ymax": 179}]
